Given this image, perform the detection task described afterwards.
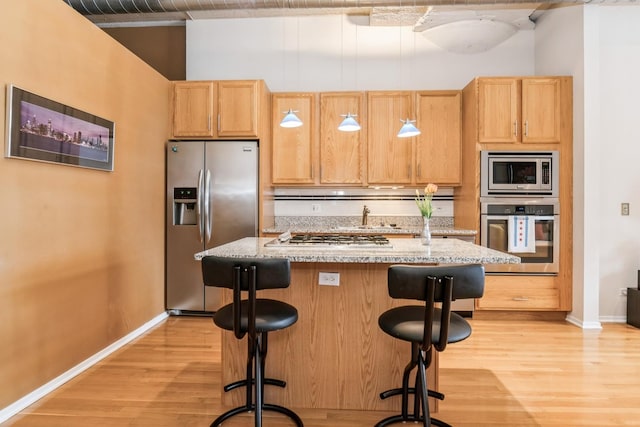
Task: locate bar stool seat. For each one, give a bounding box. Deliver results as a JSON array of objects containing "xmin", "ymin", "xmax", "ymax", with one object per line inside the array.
[
  {"xmin": 378, "ymin": 306, "xmax": 472, "ymax": 344},
  {"xmin": 213, "ymin": 299, "xmax": 298, "ymax": 332}
]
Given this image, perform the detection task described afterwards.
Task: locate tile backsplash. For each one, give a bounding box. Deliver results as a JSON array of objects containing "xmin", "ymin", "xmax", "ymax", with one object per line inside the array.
[{"xmin": 273, "ymin": 187, "xmax": 454, "ymax": 228}]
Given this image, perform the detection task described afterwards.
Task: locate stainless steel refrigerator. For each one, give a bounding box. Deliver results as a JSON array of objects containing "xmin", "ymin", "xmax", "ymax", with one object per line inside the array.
[{"xmin": 166, "ymin": 140, "xmax": 258, "ymax": 313}]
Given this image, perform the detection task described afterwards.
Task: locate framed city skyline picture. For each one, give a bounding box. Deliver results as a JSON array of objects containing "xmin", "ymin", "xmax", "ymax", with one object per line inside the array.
[{"xmin": 5, "ymin": 84, "xmax": 115, "ymax": 171}]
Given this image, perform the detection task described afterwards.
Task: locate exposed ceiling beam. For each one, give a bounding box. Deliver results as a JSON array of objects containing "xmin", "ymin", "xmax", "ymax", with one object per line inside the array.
[{"xmin": 62, "ymin": 0, "xmax": 588, "ymax": 24}]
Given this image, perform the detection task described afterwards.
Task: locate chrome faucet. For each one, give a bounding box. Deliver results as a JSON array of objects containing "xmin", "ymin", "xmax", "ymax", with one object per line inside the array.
[{"xmin": 362, "ymin": 205, "xmax": 370, "ymax": 226}]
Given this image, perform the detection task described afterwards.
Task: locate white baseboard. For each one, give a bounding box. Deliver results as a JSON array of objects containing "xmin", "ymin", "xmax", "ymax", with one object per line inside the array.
[
  {"xmin": 0, "ymin": 311, "xmax": 169, "ymax": 424},
  {"xmin": 565, "ymin": 314, "xmax": 603, "ymax": 329},
  {"xmin": 598, "ymin": 315, "xmax": 628, "ymax": 324}
]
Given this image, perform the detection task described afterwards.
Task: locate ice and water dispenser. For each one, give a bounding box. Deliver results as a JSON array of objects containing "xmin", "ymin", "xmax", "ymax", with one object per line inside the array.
[{"xmin": 173, "ymin": 187, "xmax": 197, "ymax": 225}]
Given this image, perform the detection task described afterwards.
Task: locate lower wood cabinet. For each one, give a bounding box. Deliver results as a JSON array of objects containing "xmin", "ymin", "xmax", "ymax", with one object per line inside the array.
[{"xmin": 476, "ymin": 274, "xmax": 560, "ymax": 311}]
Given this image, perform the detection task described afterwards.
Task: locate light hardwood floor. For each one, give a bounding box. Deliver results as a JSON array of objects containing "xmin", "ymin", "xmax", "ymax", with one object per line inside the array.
[{"xmin": 3, "ymin": 316, "xmax": 640, "ymax": 426}]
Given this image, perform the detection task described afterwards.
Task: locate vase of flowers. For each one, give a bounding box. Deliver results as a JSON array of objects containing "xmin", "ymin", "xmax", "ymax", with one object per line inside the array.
[{"xmin": 415, "ymin": 183, "xmax": 438, "ymax": 246}]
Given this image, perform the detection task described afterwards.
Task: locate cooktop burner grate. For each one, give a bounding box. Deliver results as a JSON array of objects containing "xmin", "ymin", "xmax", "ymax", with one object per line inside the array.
[{"xmin": 287, "ymin": 234, "xmax": 391, "ymax": 246}]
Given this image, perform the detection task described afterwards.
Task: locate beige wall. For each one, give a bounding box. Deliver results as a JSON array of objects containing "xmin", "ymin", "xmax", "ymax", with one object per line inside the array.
[{"xmin": 0, "ymin": 0, "xmax": 170, "ymax": 407}]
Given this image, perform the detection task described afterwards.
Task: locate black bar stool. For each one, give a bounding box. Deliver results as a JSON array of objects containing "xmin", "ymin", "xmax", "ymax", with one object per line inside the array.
[
  {"xmin": 376, "ymin": 264, "xmax": 485, "ymax": 427},
  {"xmin": 201, "ymin": 256, "xmax": 304, "ymax": 427}
]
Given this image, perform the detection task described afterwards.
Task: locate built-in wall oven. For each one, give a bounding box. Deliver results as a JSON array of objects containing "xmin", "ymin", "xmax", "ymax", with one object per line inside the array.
[{"xmin": 480, "ymin": 198, "xmax": 559, "ymax": 274}]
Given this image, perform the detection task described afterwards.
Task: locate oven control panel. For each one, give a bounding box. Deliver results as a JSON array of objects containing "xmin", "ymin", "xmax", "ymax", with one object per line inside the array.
[{"xmin": 484, "ymin": 204, "xmax": 556, "ymax": 216}]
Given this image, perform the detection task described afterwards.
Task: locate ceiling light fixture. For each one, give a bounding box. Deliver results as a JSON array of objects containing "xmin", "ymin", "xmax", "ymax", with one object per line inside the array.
[
  {"xmin": 280, "ymin": 109, "xmax": 303, "ymax": 128},
  {"xmin": 338, "ymin": 113, "xmax": 361, "ymax": 132},
  {"xmin": 421, "ymin": 18, "xmax": 518, "ymax": 54},
  {"xmin": 397, "ymin": 118, "xmax": 421, "ymax": 138}
]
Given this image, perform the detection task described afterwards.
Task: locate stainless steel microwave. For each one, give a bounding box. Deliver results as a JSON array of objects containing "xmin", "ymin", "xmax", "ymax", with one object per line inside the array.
[{"xmin": 481, "ymin": 150, "xmax": 559, "ymax": 197}]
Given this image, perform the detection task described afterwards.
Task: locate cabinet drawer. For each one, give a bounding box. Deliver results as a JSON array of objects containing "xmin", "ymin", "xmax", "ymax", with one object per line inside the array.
[{"xmin": 476, "ymin": 275, "xmax": 559, "ymax": 310}]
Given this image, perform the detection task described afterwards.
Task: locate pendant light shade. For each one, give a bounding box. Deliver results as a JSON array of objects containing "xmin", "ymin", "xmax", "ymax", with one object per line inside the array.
[
  {"xmin": 280, "ymin": 109, "xmax": 303, "ymax": 128},
  {"xmin": 397, "ymin": 118, "xmax": 421, "ymax": 138},
  {"xmin": 338, "ymin": 113, "xmax": 361, "ymax": 132}
]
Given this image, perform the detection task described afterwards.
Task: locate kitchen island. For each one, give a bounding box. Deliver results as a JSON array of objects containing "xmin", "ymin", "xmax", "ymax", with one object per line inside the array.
[{"xmin": 195, "ymin": 238, "xmax": 518, "ymax": 411}]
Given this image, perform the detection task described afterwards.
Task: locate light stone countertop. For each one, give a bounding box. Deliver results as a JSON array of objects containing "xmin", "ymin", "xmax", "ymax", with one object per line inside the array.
[{"xmin": 194, "ymin": 237, "xmax": 519, "ymax": 265}]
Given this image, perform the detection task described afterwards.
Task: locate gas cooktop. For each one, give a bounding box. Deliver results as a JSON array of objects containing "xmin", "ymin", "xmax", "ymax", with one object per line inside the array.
[{"xmin": 264, "ymin": 233, "xmax": 392, "ymax": 248}]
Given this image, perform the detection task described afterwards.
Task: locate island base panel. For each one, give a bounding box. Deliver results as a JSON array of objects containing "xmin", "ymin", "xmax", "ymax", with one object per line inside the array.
[{"xmin": 220, "ymin": 262, "xmax": 438, "ymax": 411}]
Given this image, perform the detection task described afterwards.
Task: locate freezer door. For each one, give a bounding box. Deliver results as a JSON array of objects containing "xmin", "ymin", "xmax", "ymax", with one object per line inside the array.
[
  {"xmin": 166, "ymin": 141, "xmax": 208, "ymax": 312},
  {"xmin": 204, "ymin": 141, "xmax": 258, "ymax": 311}
]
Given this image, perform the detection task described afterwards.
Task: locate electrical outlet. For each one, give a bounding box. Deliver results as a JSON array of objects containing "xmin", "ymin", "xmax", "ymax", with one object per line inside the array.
[
  {"xmin": 319, "ymin": 272, "xmax": 340, "ymax": 286},
  {"xmin": 620, "ymin": 288, "xmax": 628, "ymax": 297},
  {"xmin": 622, "ymin": 203, "xmax": 630, "ymax": 216},
  {"xmin": 312, "ymin": 203, "xmax": 321, "ymax": 213}
]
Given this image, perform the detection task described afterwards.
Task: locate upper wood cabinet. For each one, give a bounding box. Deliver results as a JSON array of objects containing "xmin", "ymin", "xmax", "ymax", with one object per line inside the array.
[
  {"xmin": 319, "ymin": 92, "xmax": 365, "ymax": 185},
  {"xmin": 415, "ymin": 91, "xmax": 462, "ymax": 185},
  {"xmin": 216, "ymin": 80, "xmax": 260, "ymax": 137},
  {"xmin": 172, "ymin": 80, "xmax": 261, "ymax": 139},
  {"xmin": 271, "ymin": 93, "xmax": 316, "ymax": 184},
  {"xmin": 478, "ymin": 77, "xmax": 561, "ymax": 144},
  {"xmin": 521, "ymin": 78, "xmax": 561, "ymax": 143},
  {"xmin": 172, "ymin": 81, "xmax": 214, "ymax": 137},
  {"xmin": 268, "ymin": 89, "xmax": 464, "ymax": 187},
  {"xmin": 367, "ymin": 91, "xmax": 414, "ymax": 185}
]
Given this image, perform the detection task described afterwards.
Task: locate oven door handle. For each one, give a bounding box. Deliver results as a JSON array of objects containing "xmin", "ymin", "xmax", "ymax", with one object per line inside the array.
[{"xmin": 484, "ymin": 215, "xmax": 556, "ymax": 221}]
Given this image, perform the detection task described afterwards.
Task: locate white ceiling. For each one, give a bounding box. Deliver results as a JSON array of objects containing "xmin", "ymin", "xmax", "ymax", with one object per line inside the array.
[{"xmin": 61, "ymin": 0, "xmax": 627, "ymax": 53}]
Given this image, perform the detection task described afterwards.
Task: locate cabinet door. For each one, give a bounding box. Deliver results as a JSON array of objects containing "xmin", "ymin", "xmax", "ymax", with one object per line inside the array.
[
  {"xmin": 415, "ymin": 91, "xmax": 462, "ymax": 185},
  {"xmin": 367, "ymin": 92, "xmax": 414, "ymax": 185},
  {"xmin": 521, "ymin": 78, "xmax": 561, "ymax": 143},
  {"xmin": 475, "ymin": 275, "xmax": 560, "ymax": 310},
  {"xmin": 319, "ymin": 92, "xmax": 364, "ymax": 185},
  {"xmin": 478, "ymin": 78, "xmax": 520, "ymax": 143},
  {"xmin": 271, "ymin": 93, "xmax": 316, "ymax": 184},
  {"xmin": 172, "ymin": 81, "xmax": 214, "ymax": 137},
  {"xmin": 217, "ymin": 80, "xmax": 259, "ymax": 137}
]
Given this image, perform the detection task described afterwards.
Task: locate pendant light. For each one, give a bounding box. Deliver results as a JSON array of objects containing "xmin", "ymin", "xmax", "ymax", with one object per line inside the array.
[
  {"xmin": 397, "ymin": 118, "xmax": 421, "ymax": 138},
  {"xmin": 279, "ymin": 17, "xmax": 303, "ymax": 129},
  {"xmin": 338, "ymin": 113, "xmax": 361, "ymax": 132},
  {"xmin": 396, "ymin": 21, "xmax": 420, "ymax": 138},
  {"xmin": 337, "ymin": 16, "xmax": 361, "ymax": 133},
  {"xmin": 280, "ymin": 109, "xmax": 303, "ymax": 128}
]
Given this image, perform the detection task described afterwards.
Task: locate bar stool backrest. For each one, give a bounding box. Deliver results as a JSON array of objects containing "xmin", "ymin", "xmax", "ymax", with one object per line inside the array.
[
  {"xmin": 202, "ymin": 256, "xmax": 292, "ymax": 340},
  {"xmin": 387, "ymin": 264, "xmax": 485, "ymax": 302},
  {"xmin": 202, "ymin": 256, "xmax": 291, "ymax": 291}
]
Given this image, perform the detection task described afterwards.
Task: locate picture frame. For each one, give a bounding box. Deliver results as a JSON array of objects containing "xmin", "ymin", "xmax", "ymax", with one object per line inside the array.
[{"xmin": 5, "ymin": 84, "xmax": 115, "ymax": 171}]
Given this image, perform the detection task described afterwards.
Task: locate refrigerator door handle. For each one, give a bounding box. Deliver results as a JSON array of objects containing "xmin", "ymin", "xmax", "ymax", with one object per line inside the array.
[
  {"xmin": 197, "ymin": 169, "xmax": 204, "ymax": 243},
  {"xmin": 205, "ymin": 169, "xmax": 212, "ymax": 244}
]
